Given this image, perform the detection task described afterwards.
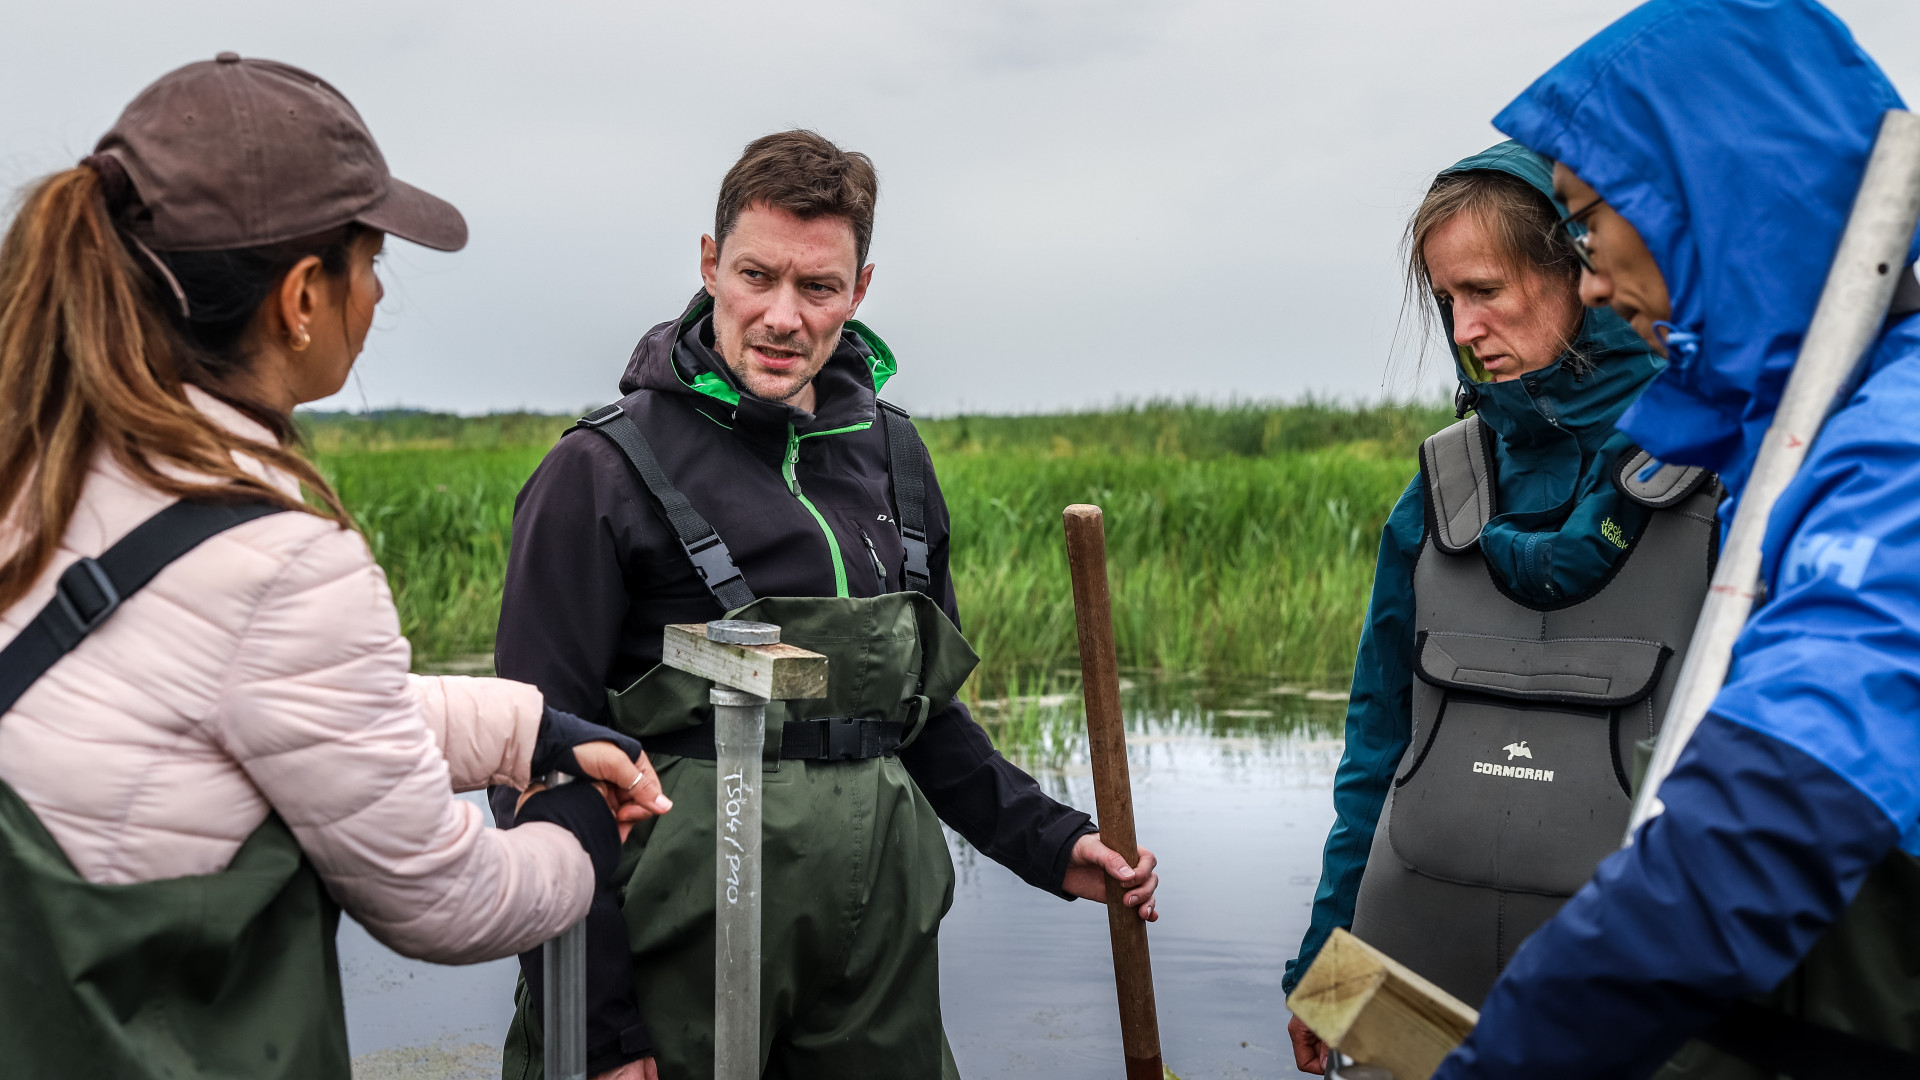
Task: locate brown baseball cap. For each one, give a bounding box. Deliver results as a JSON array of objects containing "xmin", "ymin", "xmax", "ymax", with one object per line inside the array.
[{"xmin": 93, "ymin": 52, "xmax": 466, "ymax": 253}]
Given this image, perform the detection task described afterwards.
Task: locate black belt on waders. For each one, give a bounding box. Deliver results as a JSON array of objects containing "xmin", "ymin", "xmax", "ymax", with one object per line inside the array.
[
  {"xmin": 0, "ymin": 500, "xmax": 354, "ymax": 1080},
  {"xmin": 576, "ymin": 398, "xmax": 950, "ymax": 760}
]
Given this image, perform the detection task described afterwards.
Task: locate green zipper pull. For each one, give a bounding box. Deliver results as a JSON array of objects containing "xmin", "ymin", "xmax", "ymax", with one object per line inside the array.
[
  {"xmin": 783, "ymin": 431, "xmax": 802, "ymax": 495},
  {"xmin": 782, "ymin": 424, "xmax": 849, "ymax": 596}
]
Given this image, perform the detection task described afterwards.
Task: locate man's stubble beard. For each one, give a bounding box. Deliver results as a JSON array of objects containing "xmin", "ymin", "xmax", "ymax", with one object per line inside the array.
[{"xmin": 719, "ymin": 325, "xmax": 826, "ymax": 405}]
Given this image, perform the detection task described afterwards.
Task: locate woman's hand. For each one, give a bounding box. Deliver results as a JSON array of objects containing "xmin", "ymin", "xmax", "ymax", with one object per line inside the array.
[
  {"xmin": 519, "ymin": 745, "xmax": 670, "ymax": 843},
  {"xmin": 574, "ymin": 742, "xmax": 671, "ymax": 824},
  {"xmin": 1060, "ymin": 833, "xmax": 1159, "ymax": 921},
  {"xmin": 1288, "ymin": 1014, "xmax": 1329, "ymax": 1074}
]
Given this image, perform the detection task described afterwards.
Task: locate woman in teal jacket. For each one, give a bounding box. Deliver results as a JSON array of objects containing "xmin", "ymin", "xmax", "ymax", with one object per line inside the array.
[{"xmin": 1284, "ymin": 143, "xmax": 1684, "ymax": 1071}]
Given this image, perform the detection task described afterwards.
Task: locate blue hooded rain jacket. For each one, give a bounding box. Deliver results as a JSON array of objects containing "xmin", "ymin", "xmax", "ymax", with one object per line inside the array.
[
  {"xmin": 1282, "ymin": 143, "xmax": 1665, "ymax": 996},
  {"xmin": 1433, "ymin": 2, "xmax": 1920, "ymax": 1076}
]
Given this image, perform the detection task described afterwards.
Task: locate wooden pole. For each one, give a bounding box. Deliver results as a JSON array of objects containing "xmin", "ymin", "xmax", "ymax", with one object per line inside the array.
[{"xmin": 1063, "ymin": 503, "xmax": 1164, "ymax": 1080}]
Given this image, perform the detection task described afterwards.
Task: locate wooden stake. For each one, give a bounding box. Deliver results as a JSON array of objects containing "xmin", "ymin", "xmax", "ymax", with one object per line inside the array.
[
  {"xmin": 661, "ymin": 624, "xmax": 829, "ymax": 700},
  {"xmin": 1063, "ymin": 504, "xmax": 1164, "ymax": 1080},
  {"xmin": 1287, "ymin": 928, "xmax": 1478, "ymax": 1080}
]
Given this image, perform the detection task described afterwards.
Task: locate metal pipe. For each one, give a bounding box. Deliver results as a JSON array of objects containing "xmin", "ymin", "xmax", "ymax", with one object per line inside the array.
[
  {"xmin": 1626, "ymin": 109, "xmax": 1920, "ymax": 840},
  {"xmin": 712, "ymin": 685, "xmax": 767, "ymax": 1080},
  {"xmin": 542, "ymin": 772, "xmax": 588, "ymax": 1080}
]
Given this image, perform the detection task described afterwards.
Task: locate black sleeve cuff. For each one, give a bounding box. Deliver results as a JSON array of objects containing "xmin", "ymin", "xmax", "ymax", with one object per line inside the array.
[
  {"xmin": 532, "ymin": 705, "xmax": 645, "ymax": 779},
  {"xmin": 1040, "ymin": 814, "xmax": 1098, "ymax": 900},
  {"xmin": 588, "ymin": 1018, "xmax": 655, "ymax": 1076},
  {"xmin": 513, "ymin": 780, "xmax": 620, "ymax": 882},
  {"xmin": 516, "ymin": 875, "xmax": 652, "ymax": 1076},
  {"xmin": 488, "ymin": 782, "xmax": 520, "ymax": 829}
]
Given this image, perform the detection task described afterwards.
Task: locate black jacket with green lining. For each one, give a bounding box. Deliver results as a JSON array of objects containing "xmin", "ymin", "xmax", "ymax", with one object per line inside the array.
[{"xmin": 493, "ymin": 291, "xmax": 1095, "ymax": 890}]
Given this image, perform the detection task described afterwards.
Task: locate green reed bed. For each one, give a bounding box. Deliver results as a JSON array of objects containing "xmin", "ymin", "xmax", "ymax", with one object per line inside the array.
[
  {"xmin": 314, "ymin": 445, "xmax": 549, "ymax": 663},
  {"xmin": 302, "ymin": 401, "xmax": 1449, "ymax": 692},
  {"xmin": 941, "ymin": 448, "xmax": 1415, "ymax": 689}
]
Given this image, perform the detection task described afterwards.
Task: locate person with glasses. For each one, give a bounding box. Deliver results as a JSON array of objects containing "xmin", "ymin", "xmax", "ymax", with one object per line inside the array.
[
  {"xmin": 1284, "ymin": 142, "xmax": 1713, "ymax": 1073},
  {"xmin": 1429, "ymin": 1, "xmax": 1920, "ymax": 1077}
]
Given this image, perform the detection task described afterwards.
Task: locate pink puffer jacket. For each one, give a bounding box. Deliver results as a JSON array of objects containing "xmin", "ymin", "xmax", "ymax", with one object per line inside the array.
[{"xmin": 0, "ymin": 389, "xmax": 589, "ymax": 964}]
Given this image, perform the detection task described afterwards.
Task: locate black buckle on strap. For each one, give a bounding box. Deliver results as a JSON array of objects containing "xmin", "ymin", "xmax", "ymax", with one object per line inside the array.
[
  {"xmin": 50, "ymin": 557, "xmax": 120, "ymax": 647},
  {"xmin": 682, "ymin": 534, "xmax": 745, "ymax": 590},
  {"xmin": 821, "ymin": 717, "xmax": 865, "ymax": 761},
  {"xmin": 794, "ymin": 717, "xmax": 903, "ymax": 761},
  {"xmin": 576, "ymin": 403, "xmax": 624, "ymax": 429},
  {"xmin": 900, "ymin": 527, "xmax": 931, "ymax": 583}
]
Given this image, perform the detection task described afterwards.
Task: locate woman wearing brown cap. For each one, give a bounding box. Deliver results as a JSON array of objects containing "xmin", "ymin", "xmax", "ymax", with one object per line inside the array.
[{"xmin": 0, "ymin": 55, "xmax": 659, "ymax": 1079}]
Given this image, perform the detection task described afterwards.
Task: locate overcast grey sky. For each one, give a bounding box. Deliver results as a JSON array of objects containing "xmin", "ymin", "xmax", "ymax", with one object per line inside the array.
[{"xmin": 5, "ymin": 1, "xmax": 1917, "ymax": 415}]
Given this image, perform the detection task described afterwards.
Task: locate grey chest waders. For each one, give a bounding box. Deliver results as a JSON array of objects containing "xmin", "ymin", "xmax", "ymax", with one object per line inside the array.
[
  {"xmin": 0, "ymin": 501, "xmax": 353, "ymax": 1080},
  {"xmin": 1349, "ymin": 417, "xmax": 1719, "ymax": 1007},
  {"xmin": 499, "ymin": 400, "xmax": 972, "ymax": 1080}
]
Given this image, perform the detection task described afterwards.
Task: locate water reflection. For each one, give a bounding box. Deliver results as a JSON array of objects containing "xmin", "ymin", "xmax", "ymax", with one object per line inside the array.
[
  {"xmin": 948, "ymin": 676, "xmax": 1343, "ymax": 1079},
  {"xmin": 341, "ymin": 678, "xmax": 1346, "ymax": 1079}
]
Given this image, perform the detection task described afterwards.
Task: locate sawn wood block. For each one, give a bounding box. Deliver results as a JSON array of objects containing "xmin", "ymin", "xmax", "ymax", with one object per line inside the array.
[
  {"xmin": 1287, "ymin": 928, "xmax": 1479, "ymax": 1080},
  {"xmin": 661, "ymin": 623, "xmax": 829, "ymax": 700}
]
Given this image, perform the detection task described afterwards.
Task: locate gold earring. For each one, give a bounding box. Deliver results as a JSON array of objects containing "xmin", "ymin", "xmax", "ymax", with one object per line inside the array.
[{"xmin": 290, "ymin": 325, "xmax": 311, "ymax": 352}]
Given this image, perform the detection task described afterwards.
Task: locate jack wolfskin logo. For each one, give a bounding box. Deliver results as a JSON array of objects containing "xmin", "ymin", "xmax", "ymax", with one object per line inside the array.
[
  {"xmin": 1474, "ymin": 761, "xmax": 1555, "ymax": 782},
  {"xmin": 1785, "ymin": 532, "xmax": 1878, "ymax": 591},
  {"xmin": 1601, "ymin": 518, "xmax": 1628, "ymax": 549},
  {"xmin": 1504, "ymin": 741, "xmax": 1532, "ymax": 761}
]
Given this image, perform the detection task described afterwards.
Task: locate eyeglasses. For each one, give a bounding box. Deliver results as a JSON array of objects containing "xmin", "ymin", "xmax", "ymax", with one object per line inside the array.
[{"xmin": 1555, "ymin": 196, "xmax": 1605, "ymax": 273}]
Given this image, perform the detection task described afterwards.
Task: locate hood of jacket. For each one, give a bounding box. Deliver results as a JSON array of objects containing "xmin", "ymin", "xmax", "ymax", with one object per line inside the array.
[
  {"xmin": 1493, "ymin": 0, "xmax": 1914, "ymax": 497},
  {"xmin": 617, "ymin": 290, "xmax": 899, "ymax": 465},
  {"xmin": 1437, "ymin": 142, "xmax": 1667, "ymax": 605}
]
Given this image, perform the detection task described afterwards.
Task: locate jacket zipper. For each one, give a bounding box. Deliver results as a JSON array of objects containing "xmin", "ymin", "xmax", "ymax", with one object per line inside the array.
[
  {"xmin": 861, "ymin": 530, "xmax": 887, "ymax": 587},
  {"xmin": 783, "ymin": 424, "xmax": 850, "ymax": 598}
]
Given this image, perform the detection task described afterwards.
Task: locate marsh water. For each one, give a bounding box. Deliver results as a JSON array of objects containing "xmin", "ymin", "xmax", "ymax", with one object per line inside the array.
[{"xmin": 343, "ymin": 678, "xmax": 1347, "ymax": 1080}]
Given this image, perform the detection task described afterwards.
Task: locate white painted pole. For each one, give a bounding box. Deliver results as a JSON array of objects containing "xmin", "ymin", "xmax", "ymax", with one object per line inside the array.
[
  {"xmin": 542, "ymin": 772, "xmax": 589, "ymax": 1080},
  {"xmin": 1626, "ymin": 109, "xmax": 1920, "ymax": 840},
  {"xmin": 658, "ymin": 617, "xmax": 823, "ymax": 1079},
  {"xmin": 711, "ymin": 684, "xmax": 766, "ymax": 1080}
]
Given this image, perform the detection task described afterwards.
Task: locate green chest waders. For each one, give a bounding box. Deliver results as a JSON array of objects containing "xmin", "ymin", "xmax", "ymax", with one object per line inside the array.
[
  {"xmin": 1644, "ymin": 856, "xmax": 1920, "ymax": 1080},
  {"xmin": 503, "ymin": 405, "xmax": 971, "ymax": 1080},
  {"xmin": 1623, "ymin": 768, "xmax": 1920, "ymax": 1078},
  {"xmin": 1348, "ymin": 417, "xmax": 1719, "ymax": 1007},
  {"xmin": 0, "ymin": 501, "xmax": 351, "ymax": 1080}
]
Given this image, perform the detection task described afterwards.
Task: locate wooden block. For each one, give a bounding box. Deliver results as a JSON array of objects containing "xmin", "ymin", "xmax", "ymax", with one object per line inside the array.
[
  {"xmin": 661, "ymin": 624, "xmax": 829, "ymax": 700},
  {"xmin": 1287, "ymin": 928, "xmax": 1478, "ymax": 1080}
]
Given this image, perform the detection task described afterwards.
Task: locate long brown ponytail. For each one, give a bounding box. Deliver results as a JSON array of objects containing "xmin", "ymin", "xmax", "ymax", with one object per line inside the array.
[{"xmin": 0, "ymin": 166, "xmax": 349, "ymax": 613}]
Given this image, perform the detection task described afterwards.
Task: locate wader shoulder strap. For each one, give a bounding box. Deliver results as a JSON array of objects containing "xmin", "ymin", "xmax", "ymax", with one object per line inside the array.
[
  {"xmin": 877, "ymin": 400, "xmax": 933, "ymax": 595},
  {"xmin": 1615, "ymin": 448, "xmax": 1713, "ymax": 509},
  {"xmin": 1420, "ymin": 415, "xmax": 1496, "ymax": 553},
  {"xmin": 0, "ymin": 500, "xmax": 285, "ymax": 716},
  {"xmin": 576, "ymin": 403, "xmax": 758, "ymax": 611}
]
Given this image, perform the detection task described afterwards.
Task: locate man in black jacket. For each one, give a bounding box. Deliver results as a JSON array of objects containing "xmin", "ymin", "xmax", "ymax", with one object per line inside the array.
[{"xmin": 495, "ymin": 130, "xmax": 1160, "ymax": 1080}]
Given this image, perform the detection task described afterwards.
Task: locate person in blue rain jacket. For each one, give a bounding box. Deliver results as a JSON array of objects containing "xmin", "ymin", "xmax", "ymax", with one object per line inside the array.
[
  {"xmin": 1432, "ymin": 1, "xmax": 1920, "ymax": 1077},
  {"xmin": 1283, "ymin": 143, "xmax": 1682, "ymax": 1070}
]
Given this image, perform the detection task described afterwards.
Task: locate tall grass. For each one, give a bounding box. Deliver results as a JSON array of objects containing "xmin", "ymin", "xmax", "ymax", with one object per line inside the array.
[
  {"xmin": 944, "ymin": 448, "xmax": 1413, "ymax": 687},
  {"xmin": 301, "ymin": 400, "xmax": 1449, "ymax": 689},
  {"xmin": 919, "ymin": 398, "xmax": 1451, "ymax": 461},
  {"xmin": 316, "ymin": 446, "xmax": 547, "ymax": 662}
]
